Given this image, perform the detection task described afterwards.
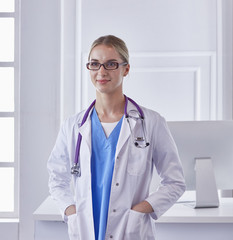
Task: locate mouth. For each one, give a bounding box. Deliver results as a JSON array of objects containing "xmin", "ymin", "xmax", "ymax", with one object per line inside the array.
[{"xmin": 96, "ymin": 79, "xmax": 110, "ymax": 84}]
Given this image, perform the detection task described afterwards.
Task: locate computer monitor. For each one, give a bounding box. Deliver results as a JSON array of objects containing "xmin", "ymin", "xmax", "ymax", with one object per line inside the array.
[{"xmin": 167, "ymin": 121, "xmax": 233, "ymax": 191}]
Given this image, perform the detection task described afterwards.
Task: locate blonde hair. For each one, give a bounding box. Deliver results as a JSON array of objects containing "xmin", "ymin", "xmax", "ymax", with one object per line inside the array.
[{"xmin": 88, "ymin": 35, "xmax": 129, "ymax": 63}]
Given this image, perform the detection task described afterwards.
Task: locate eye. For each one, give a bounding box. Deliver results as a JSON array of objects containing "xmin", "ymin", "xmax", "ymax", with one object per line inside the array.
[
  {"xmin": 90, "ymin": 62, "xmax": 100, "ymax": 67},
  {"xmin": 105, "ymin": 62, "xmax": 117, "ymax": 68}
]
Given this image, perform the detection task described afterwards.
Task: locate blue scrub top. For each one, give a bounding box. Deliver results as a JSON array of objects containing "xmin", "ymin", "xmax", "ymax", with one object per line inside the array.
[{"xmin": 91, "ymin": 108, "xmax": 123, "ymax": 240}]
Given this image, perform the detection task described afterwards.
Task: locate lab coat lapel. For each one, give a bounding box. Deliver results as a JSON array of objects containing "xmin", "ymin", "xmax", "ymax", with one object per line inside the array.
[
  {"xmin": 116, "ymin": 101, "xmax": 137, "ymax": 155},
  {"xmin": 77, "ymin": 115, "xmax": 92, "ymax": 154}
]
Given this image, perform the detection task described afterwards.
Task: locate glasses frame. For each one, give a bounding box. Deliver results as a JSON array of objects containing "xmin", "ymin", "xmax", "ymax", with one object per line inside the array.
[{"xmin": 86, "ymin": 61, "xmax": 127, "ymax": 71}]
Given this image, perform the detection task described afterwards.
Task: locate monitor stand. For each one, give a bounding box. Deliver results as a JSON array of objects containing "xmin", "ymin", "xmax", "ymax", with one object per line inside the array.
[{"xmin": 185, "ymin": 158, "xmax": 219, "ymax": 208}]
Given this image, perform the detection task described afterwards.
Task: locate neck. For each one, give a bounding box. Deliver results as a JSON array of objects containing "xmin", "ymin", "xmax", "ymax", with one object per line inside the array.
[{"xmin": 95, "ymin": 92, "xmax": 125, "ymax": 123}]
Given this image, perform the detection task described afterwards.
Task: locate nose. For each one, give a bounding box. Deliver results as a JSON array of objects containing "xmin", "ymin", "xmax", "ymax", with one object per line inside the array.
[{"xmin": 98, "ymin": 64, "xmax": 107, "ymax": 75}]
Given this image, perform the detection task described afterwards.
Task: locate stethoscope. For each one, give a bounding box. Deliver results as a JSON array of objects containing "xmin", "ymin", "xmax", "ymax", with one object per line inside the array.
[{"xmin": 71, "ymin": 95, "xmax": 150, "ymax": 176}]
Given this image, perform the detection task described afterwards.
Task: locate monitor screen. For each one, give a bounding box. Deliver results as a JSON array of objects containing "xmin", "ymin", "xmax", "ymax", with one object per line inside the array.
[{"xmin": 167, "ymin": 121, "xmax": 233, "ymax": 190}]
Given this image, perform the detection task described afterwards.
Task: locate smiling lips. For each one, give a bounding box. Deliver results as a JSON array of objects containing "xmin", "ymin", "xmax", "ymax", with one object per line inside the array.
[{"xmin": 97, "ymin": 79, "xmax": 110, "ymax": 84}]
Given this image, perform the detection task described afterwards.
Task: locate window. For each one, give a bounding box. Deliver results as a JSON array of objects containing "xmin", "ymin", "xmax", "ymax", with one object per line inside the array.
[{"xmin": 0, "ymin": 0, "xmax": 19, "ymax": 218}]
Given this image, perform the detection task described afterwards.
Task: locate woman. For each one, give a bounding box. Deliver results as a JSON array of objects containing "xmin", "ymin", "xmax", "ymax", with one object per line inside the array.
[{"xmin": 47, "ymin": 35, "xmax": 186, "ymax": 240}]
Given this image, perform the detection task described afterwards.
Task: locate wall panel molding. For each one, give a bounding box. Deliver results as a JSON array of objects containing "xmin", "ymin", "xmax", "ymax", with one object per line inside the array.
[{"xmin": 129, "ymin": 52, "xmax": 218, "ymax": 120}]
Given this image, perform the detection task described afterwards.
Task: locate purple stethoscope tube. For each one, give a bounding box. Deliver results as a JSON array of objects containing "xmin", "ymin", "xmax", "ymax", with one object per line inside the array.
[{"xmin": 71, "ymin": 95, "xmax": 148, "ymax": 176}]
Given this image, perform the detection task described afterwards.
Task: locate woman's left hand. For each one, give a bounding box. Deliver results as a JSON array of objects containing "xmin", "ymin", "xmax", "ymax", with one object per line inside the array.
[{"xmin": 131, "ymin": 200, "xmax": 154, "ymax": 213}]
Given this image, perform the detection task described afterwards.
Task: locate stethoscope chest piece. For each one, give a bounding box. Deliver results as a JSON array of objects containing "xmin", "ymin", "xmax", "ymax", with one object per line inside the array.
[
  {"xmin": 71, "ymin": 163, "xmax": 81, "ymax": 177},
  {"xmin": 126, "ymin": 109, "xmax": 150, "ymax": 149}
]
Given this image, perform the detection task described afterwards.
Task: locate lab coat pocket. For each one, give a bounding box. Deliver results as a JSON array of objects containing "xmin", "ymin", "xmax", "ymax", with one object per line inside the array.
[
  {"xmin": 67, "ymin": 214, "xmax": 79, "ymax": 240},
  {"xmin": 124, "ymin": 210, "xmax": 155, "ymax": 240},
  {"xmin": 127, "ymin": 145, "xmax": 148, "ymax": 175},
  {"xmin": 124, "ymin": 210, "xmax": 145, "ymax": 239}
]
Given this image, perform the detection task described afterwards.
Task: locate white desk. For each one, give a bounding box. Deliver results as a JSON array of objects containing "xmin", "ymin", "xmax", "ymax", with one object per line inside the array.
[{"xmin": 33, "ymin": 193, "xmax": 233, "ymax": 240}]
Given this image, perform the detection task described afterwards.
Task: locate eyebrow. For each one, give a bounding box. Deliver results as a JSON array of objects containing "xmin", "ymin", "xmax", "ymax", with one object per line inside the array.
[{"xmin": 90, "ymin": 59, "xmax": 118, "ymax": 62}]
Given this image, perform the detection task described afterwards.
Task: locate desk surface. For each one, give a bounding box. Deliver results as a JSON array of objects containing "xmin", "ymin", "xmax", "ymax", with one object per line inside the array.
[{"xmin": 33, "ymin": 192, "xmax": 233, "ymax": 223}]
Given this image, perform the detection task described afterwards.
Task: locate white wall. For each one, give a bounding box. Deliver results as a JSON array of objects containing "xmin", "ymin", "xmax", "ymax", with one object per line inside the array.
[
  {"xmin": 20, "ymin": 0, "xmax": 60, "ymax": 239},
  {"xmin": 0, "ymin": 221, "xmax": 18, "ymax": 240},
  {"xmin": 222, "ymin": 0, "xmax": 233, "ymax": 119}
]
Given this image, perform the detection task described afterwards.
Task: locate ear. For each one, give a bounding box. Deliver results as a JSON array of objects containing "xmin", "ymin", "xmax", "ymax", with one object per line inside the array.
[{"xmin": 123, "ymin": 64, "xmax": 130, "ymax": 77}]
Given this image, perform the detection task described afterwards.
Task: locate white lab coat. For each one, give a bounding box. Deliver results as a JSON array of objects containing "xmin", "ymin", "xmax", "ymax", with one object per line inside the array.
[{"xmin": 47, "ymin": 101, "xmax": 186, "ymax": 240}]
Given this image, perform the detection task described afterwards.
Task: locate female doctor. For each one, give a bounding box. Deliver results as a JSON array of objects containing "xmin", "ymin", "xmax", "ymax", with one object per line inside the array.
[{"xmin": 47, "ymin": 35, "xmax": 186, "ymax": 240}]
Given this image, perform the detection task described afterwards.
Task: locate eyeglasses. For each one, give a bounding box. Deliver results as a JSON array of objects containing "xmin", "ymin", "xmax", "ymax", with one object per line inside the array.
[{"xmin": 86, "ymin": 61, "xmax": 127, "ymax": 71}]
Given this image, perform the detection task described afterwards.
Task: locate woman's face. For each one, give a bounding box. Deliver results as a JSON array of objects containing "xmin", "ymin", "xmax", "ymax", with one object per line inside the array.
[{"xmin": 88, "ymin": 44, "xmax": 130, "ymax": 96}]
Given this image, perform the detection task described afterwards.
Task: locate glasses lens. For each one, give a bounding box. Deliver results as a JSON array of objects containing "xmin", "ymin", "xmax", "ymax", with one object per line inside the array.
[
  {"xmin": 87, "ymin": 62, "xmax": 100, "ymax": 70},
  {"xmin": 104, "ymin": 62, "xmax": 118, "ymax": 70}
]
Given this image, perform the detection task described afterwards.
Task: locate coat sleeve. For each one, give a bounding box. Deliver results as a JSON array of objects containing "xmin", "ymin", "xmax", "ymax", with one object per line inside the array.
[
  {"xmin": 47, "ymin": 120, "xmax": 75, "ymax": 221},
  {"xmin": 145, "ymin": 116, "xmax": 186, "ymax": 220}
]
